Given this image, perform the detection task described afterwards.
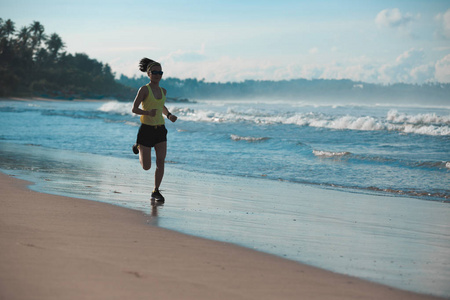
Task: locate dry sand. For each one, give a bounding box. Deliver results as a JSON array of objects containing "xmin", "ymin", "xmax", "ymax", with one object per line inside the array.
[{"xmin": 0, "ymin": 173, "xmax": 443, "ymax": 300}]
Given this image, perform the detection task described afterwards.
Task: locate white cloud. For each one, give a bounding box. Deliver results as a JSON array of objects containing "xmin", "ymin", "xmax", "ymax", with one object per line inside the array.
[
  {"xmin": 435, "ymin": 9, "xmax": 450, "ymax": 39},
  {"xmin": 90, "ymin": 46, "xmax": 158, "ymax": 53},
  {"xmin": 435, "ymin": 54, "xmax": 450, "ymax": 83},
  {"xmin": 377, "ymin": 48, "xmax": 435, "ymax": 83},
  {"xmin": 131, "ymin": 47, "xmax": 446, "ymax": 85},
  {"xmin": 434, "ymin": 46, "xmax": 450, "ymax": 52},
  {"xmin": 162, "ymin": 56, "xmax": 276, "ymax": 83},
  {"xmin": 410, "ymin": 64, "xmax": 435, "ymax": 83},
  {"xmin": 160, "ymin": 44, "xmax": 207, "ymax": 63},
  {"xmin": 162, "ymin": 53, "xmax": 441, "ymax": 85},
  {"xmin": 375, "ymin": 8, "xmax": 414, "ymax": 28},
  {"xmin": 283, "ymin": 49, "xmax": 441, "ymax": 84},
  {"xmin": 395, "ymin": 48, "xmax": 425, "ymax": 65},
  {"xmin": 281, "ymin": 50, "xmax": 434, "ymax": 84},
  {"xmin": 309, "ymin": 47, "xmax": 319, "ymax": 54}
]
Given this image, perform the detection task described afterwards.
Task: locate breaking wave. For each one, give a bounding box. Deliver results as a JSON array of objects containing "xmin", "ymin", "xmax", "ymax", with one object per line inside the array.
[
  {"xmin": 313, "ymin": 150, "xmax": 351, "ymax": 157},
  {"xmin": 98, "ymin": 102, "xmax": 450, "ymax": 136},
  {"xmin": 98, "ymin": 101, "xmax": 132, "ymax": 115},
  {"xmin": 312, "ymin": 149, "xmax": 450, "ymax": 171},
  {"xmin": 286, "ymin": 110, "xmax": 450, "ymax": 135},
  {"xmin": 230, "ymin": 134, "xmax": 270, "ymax": 142},
  {"xmin": 387, "ymin": 110, "xmax": 450, "ymax": 125}
]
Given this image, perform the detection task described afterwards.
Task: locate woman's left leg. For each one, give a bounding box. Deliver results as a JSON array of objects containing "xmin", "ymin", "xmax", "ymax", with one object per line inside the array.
[{"xmin": 153, "ymin": 141, "xmax": 167, "ymax": 190}]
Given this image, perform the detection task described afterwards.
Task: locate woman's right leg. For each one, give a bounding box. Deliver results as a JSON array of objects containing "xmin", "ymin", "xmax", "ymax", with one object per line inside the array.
[{"xmin": 139, "ymin": 144, "xmax": 152, "ymax": 170}]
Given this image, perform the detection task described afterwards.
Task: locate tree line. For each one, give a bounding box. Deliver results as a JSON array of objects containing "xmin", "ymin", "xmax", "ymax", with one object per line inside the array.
[{"xmin": 0, "ymin": 18, "xmax": 134, "ymax": 100}]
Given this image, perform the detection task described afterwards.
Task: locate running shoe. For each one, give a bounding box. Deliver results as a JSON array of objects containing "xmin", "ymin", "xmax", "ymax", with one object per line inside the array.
[
  {"xmin": 132, "ymin": 144, "xmax": 139, "ymax": 155},
  {"xmin": 151, "ymin": 189, "xmax": 165, "ymax": 202}
]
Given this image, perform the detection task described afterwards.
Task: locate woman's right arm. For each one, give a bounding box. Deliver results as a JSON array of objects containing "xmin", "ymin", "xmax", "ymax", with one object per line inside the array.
[{"xmin": 132, "ymin": 87, "xmax": 149, "ymax": 115}]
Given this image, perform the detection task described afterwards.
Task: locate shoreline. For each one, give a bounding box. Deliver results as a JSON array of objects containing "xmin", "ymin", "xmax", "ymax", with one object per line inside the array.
[
  {"xmin": 0, "ymin": 172, "xmax": 444, "ymax": 300},
  {"xmin": 0, "ymin": 96, "xmax": 194, "ymax": 104}
]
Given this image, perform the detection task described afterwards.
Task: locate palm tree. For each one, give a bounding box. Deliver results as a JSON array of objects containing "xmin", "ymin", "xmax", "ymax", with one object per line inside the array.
[
  {"xmin": 0, "ymin": 18, "xmax": 4, "ymax": 39},
  {"xmin": 0, "ymin": 19, "xmax": 16, "ymax": 59},
  {"xmin": 14, "ymin": 26, "xmax": 34, "ymax": 84},
  {"xmin": 4, "ymin": 19, "xmax": 15, "ymax": 40},
  {"xmin": 29, "ymin": 21, "xmax": 46, "ymax": 51},
  {"xmin": 17, "ymin": 26, "xmax": 31, "ymax": 48},
  {"xmin": 46, "ymin": 33, "xmax": 65, "ymax": 59}
]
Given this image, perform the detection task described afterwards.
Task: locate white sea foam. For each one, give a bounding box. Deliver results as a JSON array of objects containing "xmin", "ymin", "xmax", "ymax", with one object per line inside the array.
[
  {"xmin": 387, "ymin": 109, "xmax": 450, "ymax": 125},
  {"xmin": 124, "ymin": 121, "xmax": 139, "ymax": 127},
  {"xmin": 98, "ymin": 101, "xmax": 450, "ymax": 136},
  {"xmin": 399, "ymin": 124, "xmax": 450, "ymax": 136},
  {"xmin": 308, "ymin": 115, "xmax": 385, "ymax": 131},
  {"xmin": 230, "ymin": 134, "xmax": 270, "ymax": 142},
  {"xmin": 98, "ymin": 101, "xmax": 132, "ymax": 115},
  {"xmin": 313, "ymin": 150, "xmax": 351, "ymax": 157}
]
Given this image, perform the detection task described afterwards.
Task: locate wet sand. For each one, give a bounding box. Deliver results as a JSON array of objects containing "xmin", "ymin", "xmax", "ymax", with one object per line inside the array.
[{"xmin": 0, "ymin": 173, "xmax": 443, "ymax": 300}]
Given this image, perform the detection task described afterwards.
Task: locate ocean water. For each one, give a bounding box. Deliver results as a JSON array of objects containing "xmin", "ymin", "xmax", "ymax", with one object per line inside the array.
[
  {"xmin": 3, "ymin": 98, "xmax": 447, "ymax": 200},
  {"xmin": 1, "ymin": 98, "xmax": 449, "ymax": 296}
]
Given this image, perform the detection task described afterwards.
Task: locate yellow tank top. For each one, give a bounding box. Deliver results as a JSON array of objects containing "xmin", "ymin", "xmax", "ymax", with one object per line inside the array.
[{"xmin": 140, "ymin": 84, "xmax": 166, "ymax": 126}]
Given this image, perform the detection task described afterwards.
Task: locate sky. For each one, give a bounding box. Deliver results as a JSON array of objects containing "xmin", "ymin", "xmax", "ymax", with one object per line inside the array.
[{"xmin": 2, "ymin": 0, "xmax": 450, "ymax": 84}]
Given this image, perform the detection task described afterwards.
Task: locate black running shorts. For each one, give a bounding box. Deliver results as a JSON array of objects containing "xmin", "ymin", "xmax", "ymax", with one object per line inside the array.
[{"xmin": 136, "ymin": 124, "xmax": 167, "ymax": 148}]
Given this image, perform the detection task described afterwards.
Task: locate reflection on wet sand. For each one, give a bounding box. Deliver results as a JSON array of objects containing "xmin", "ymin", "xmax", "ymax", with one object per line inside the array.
[
  {"xmin": 151, "ymin": 200, "xmax": 164, "ymax": 215},
  {"xmin": 146, "ymin": 200, "xmax": 164, "ymax": 225}
]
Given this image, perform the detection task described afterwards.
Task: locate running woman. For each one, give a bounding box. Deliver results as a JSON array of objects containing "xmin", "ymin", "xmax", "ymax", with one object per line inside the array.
[{"xmin": 132, "ymin": 58, "xmax": 177, "ymax": 202}]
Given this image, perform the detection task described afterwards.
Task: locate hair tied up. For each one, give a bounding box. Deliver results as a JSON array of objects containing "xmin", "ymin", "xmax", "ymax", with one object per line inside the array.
[{"xmin": 139, "ymin": 58, "xmax": 161, "ymax": 73}]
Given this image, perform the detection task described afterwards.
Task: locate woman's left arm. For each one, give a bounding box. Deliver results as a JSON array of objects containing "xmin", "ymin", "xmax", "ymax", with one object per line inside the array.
[{"xmin": 163, "ymin": 88, "xmax": 178, "ymax": 122}]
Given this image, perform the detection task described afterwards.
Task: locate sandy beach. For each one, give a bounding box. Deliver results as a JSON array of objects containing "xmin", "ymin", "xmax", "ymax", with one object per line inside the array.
[{"xmin": 0, "ymin": 172, "xmax": 444, "ymax": 300}]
